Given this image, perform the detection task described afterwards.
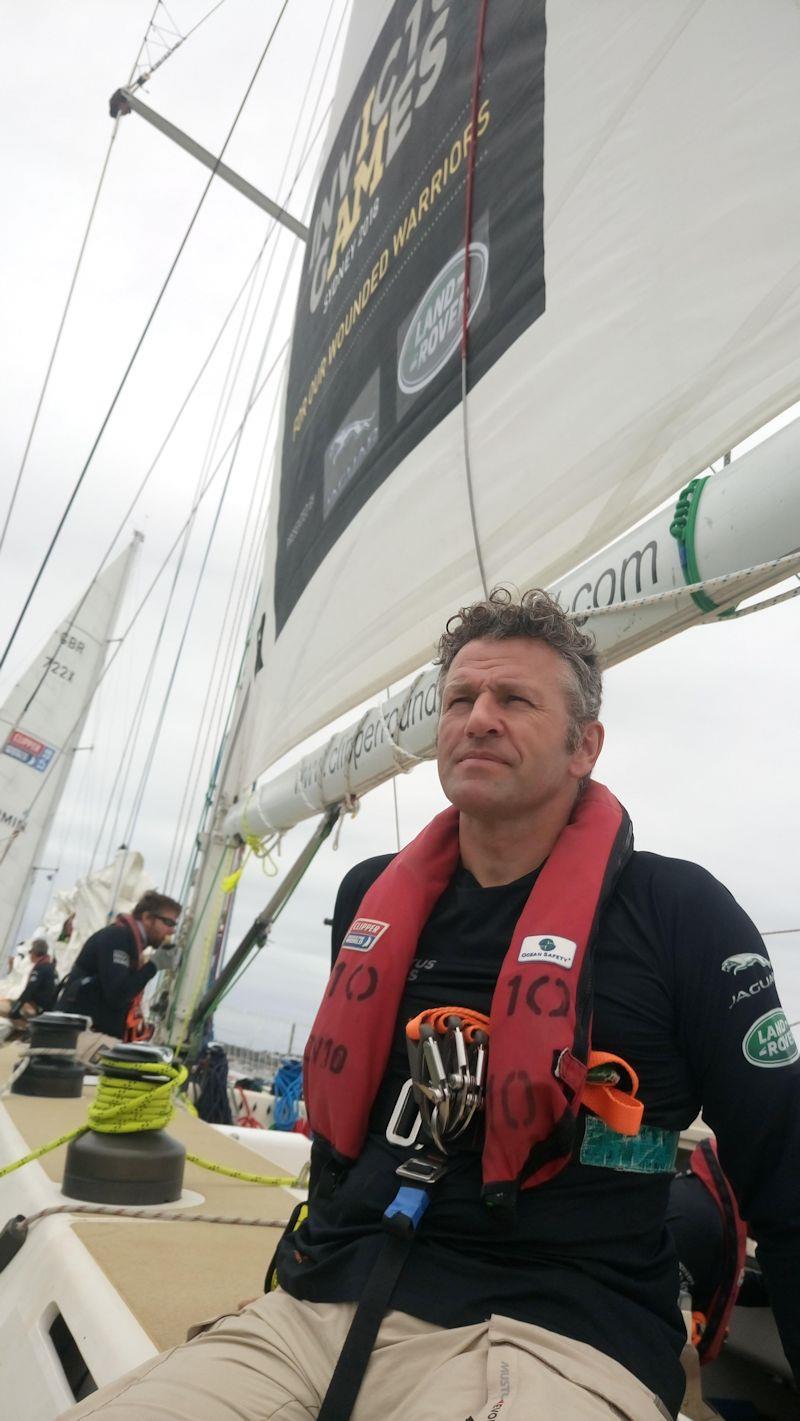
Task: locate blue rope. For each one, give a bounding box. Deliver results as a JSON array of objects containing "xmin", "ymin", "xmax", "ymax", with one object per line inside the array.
[{"xmin": 272, "ymin": 1058, "xmax": 303, "ymax": 1131}]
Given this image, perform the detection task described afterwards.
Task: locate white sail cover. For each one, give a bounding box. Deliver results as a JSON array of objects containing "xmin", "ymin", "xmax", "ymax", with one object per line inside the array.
[
  {"xmin": 241, "ymin": 0, "xmax": 800, "ymax": 785},
  {"xmin": 0, "ymin": 849, "xmax": 152, "ymax": 999},
  {"xmin": 0, "ymin": 542, "xmax": 139, "ymax": 952}
]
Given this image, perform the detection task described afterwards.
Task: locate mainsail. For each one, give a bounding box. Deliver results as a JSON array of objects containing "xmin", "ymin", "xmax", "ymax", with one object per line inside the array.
[
  {"xmin": 239, "ymin": 0, "xmax": 800, "ymax": 785},
  {"xmin": 0, "ymin": 538, "xmax": 140, "ymax": 951}
]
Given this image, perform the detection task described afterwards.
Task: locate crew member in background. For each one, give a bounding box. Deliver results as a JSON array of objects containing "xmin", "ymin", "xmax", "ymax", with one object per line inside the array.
[
  {"xmin": 0, "ymin": 938, "xmax": 57, "ymax": 1027},
  {"xmin": 58, "ymin": 890, "xmax": 181, "ymax": 1039},
  {"xmin": 58, "ymin": 591, "xmax": 799, "ymax": 1421}
]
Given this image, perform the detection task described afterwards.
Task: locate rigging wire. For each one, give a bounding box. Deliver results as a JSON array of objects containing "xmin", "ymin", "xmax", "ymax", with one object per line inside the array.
[
  {"xmin": 134, "ymin": 0, "xmax": 231, "ymax": 85},
  {"xmin": 53, "ymin": 744, "xmax": 95, "ymax": 884},
  {"xmin": 0, "ymin": 0, "xmax": 292, "ymax": 679},
  {"xmin": 95, "ymin": 579, "xmax": 178, "ymax": 868},
  {"xmin": 96, "ymin": 231, "xmax": 274, "ymax": 866},
  {"xmin": 0, "ymin": 338, "xmax": 289, "ymax": 863},
  {"xmin": 167, "ymin": 424, "xmax": 272, "ymax": 890},
  {"xmin": 0, "ymin": 3, "xmax": 162, "ymax": 568},
  {"xmin": 118, "ymin": 121, "xmax": 315, "ymax": 863},
  {"xmin": 459, "ymin": 0, "xmax": 491, "ymax": 601},
  {"xmin": 163, "ymin": 437, "xmax": 273, "ymax": 891},
  {"xmin": 119, "ymin": 249, "xmax": 298, "ymax": 856},
  {"xmin": 163, "ymin": 0, "xmax": 348, "ymax": 891},
  {"xmin": 170, "ymin": 572, "xmax": 265, "ymax": 908},
  {"xmin": 153, "ymin": 396, "xmax": 271, "ymax": 887},
  {"xmin": 15, "ymin": 240, "xmax": 274, "ymax": 744},
  {"xmin": 6, "ymin": 67, "xmax": 333, "ymax": 741}
]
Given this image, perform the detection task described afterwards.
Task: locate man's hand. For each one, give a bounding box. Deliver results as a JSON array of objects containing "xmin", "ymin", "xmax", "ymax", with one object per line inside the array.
[{"xmin": 151, "ymin": 945, "xmax": 179, "ymax": 971}]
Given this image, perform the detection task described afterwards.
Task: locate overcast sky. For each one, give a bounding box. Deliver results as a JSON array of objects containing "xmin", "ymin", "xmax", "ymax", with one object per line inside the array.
[{"xmin": 1, "ymin": 0, "xmax": 799, "ymax": 1055}]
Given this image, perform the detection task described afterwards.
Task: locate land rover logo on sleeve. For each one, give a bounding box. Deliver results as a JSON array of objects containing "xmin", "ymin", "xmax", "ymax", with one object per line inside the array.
[
  {"xmin": 742, "ymin": 1008, "xmax": 799, "ymax": 1068},
  {"xmin": 342, "ymin": 918, "xmax": 390, "ymax": 952},
  {"xmin": 397, "ymin": 243, "xmax": 489, "ymax": 395},
  {"xmin": 518, "ymin": 935, "xmax": 577, "ymax": 969}
]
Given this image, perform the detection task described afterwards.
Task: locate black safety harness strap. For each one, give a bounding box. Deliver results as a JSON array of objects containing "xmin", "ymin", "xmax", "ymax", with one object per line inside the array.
[
  {"xmin": 317, "ymin": 1231, "xmax": 412, "ymax": 1421},
  {"xmin": 317, "ymin": 1151, "xmax": 448, "ymax": 1421}
]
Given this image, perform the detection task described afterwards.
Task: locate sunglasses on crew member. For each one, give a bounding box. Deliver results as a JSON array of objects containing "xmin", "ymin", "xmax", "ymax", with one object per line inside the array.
[{"xmin": 154, "ymin": 915, "xmax": 178, "ymax": 929}]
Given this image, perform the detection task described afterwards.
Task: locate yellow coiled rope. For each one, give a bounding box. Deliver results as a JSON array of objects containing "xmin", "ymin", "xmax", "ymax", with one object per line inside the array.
[{"xmin": 0, "ymin": 1054, "xmax": 304, "ymax": 1189}]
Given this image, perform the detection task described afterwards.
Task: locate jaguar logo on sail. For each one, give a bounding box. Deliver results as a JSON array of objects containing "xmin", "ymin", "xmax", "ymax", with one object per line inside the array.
[{"xmin": 398, "ymin": 243, "xmax": 489, "ymax": 395}]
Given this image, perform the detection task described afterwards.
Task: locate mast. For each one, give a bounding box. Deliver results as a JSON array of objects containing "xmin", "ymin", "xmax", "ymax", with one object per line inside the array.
[{"xmin": 0, "ymin": 536, "xmax": 141, "ymax": 951}]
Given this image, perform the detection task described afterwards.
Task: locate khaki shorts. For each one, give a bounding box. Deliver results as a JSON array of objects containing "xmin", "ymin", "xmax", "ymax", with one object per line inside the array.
[{"xmin": 58, "ymin": 1291, "xmax": 672, "ymax": 1420}]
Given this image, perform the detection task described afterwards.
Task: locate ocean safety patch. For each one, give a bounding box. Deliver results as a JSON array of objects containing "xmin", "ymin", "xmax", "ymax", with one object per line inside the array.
[
  {"xmin": 342, "ymin": 917, "xmax": 390, "ymax": 953},
  {"xmin": 580, "ymin": 1117, "xmax": 678, "ymax": 1174},
  {"xmin": 112, "ymin": 949, "xmax": 130, "ymax": 967},
  {"xmin": 518, "ymin": 935, "xmax": 577, "ymax": 969},
  {"xmin": 742, "ymin": 1008, "xmax": 799, "ymax": 1068}
]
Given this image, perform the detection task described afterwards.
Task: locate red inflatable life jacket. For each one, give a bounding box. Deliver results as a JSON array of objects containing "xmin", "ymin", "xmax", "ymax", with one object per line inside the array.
[
  {"xmin": 305, "ymin": 782, "xmax": 633, "ymax": 1203},
  {"xmin": 118, "ymin": 913, "xmax": 154, "ymax": 1043}
]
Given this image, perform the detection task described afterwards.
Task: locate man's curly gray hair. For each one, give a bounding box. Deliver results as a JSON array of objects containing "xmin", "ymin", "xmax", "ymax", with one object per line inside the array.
[{"xmin": 436, "ymin": 587, "xmax": 602, "ymax": 751}]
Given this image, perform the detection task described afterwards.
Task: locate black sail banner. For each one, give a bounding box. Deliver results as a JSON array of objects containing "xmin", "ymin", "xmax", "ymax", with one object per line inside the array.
[
  {"xmin": 274, "ymin": 0, "xmax": 546, "ymax": 632},
  {"xmin": 243, "ymin": 0, "xmax": 800, "ymax": 783}
]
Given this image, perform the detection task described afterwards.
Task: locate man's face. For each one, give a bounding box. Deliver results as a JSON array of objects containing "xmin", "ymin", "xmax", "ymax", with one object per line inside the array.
[
  {"xmin": 142, "ymin": 910, "xmax": 179, "ymax": 948},
  {"xmin": 436, "ymin": 637, "xmax": 603, "ymax": 821}
]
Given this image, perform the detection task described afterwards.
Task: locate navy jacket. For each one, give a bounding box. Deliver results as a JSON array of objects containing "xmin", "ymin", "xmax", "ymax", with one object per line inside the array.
[{"xmin": 66, "ymin": 921, "xmax": 156, "ymax": 1037}]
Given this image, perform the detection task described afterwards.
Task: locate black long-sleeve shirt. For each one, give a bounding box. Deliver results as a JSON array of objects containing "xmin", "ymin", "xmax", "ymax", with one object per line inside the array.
[
  {"xmin": 67, "ymin": 921, "xmax": 155, "ymax": 1038},
  {"xmin": 13, "ymin": 957, "xmax": 57, "ymax": 1014},
  {"xmin": 276, "ymin": 850, "xmax": 800, "ymax": 1417}
]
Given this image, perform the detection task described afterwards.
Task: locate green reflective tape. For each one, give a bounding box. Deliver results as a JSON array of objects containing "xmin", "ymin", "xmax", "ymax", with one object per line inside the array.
[
  {"xmin": 669, "ymin": 476, "xmax": 723, "ymax": 615},
  {"xmin": 580, "ymin": 1117, "xmax": 678, "ymax": 1174}
]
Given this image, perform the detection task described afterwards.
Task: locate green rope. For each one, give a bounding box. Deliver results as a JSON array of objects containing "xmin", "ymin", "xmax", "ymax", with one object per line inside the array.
[{"xmin": 0, "ymin": 1055, "xmax": 301, "ymax": 1188}]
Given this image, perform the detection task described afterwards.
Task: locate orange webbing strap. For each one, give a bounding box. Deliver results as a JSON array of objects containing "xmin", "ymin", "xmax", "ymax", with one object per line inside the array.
[
  {"xmin": 405, "ymin": 1006, "xmax": 491, "ymax": 1044},
  {"xmin": 583, "ymin": 1050, "xmax": 643, "ymax": 1136}
]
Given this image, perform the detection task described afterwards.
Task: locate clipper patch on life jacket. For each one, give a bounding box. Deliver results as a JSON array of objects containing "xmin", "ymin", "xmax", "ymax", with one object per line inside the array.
[{"xmin": 341, "ymin": 918, "xmax": 390, "ymax": 952}]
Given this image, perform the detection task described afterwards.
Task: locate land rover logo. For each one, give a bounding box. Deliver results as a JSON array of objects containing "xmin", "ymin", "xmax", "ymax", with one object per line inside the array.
[
  {"xmin": 742, "ymin": 1008, "xmax": 799, "ymax": 1068},
  {"xmin": 398, "ymin": 243, "xmax": 489, "ymax": 395}
]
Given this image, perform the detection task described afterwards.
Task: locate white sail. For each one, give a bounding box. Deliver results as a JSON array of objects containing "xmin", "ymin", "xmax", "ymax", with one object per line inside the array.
[
  {"xmin": 228, "ymin": 415, "xmax": 800, "ymax": 837},
  {"xmin": 239, "ymin": 0, "xmax": 800, "ymax": 784},
  {"xmin": 0, "ymin": 539, "xmax": 140, "ymax": 951}
]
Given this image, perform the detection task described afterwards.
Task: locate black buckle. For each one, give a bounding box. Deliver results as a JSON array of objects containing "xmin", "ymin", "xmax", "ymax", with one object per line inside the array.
[{"xmin": 395, "ymin": 1150, "xmax": 449, "ymax": 1186}]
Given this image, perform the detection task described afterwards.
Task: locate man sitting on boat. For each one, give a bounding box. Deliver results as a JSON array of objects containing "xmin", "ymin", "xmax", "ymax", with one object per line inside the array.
[
  {"xmin": 59, "ymin": 590, "xmax": 799, "ymax": 1421},
  {"xmin": 57, "ymin": 890, "xmax": 182, "ymax": 1042},
  {"xmin": 0, "ymin": 937, "xmax": 57, "ymax": 1033}
]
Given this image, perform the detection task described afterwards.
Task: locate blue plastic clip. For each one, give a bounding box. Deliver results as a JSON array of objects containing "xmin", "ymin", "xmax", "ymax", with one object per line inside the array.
[{"xmin": 383, "ymin": 1186, "xmax": 430, "ymax": 1238}]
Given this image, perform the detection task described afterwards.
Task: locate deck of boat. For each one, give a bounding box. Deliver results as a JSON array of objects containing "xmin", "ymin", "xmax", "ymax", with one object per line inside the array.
[
  {"xmin": 0, "ymin": 1041, "xmax": 300, "ymax": 1416},
  {"xmin": 4, "ymin": 1093, "xmax": 295, "ymax": 1337}
]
